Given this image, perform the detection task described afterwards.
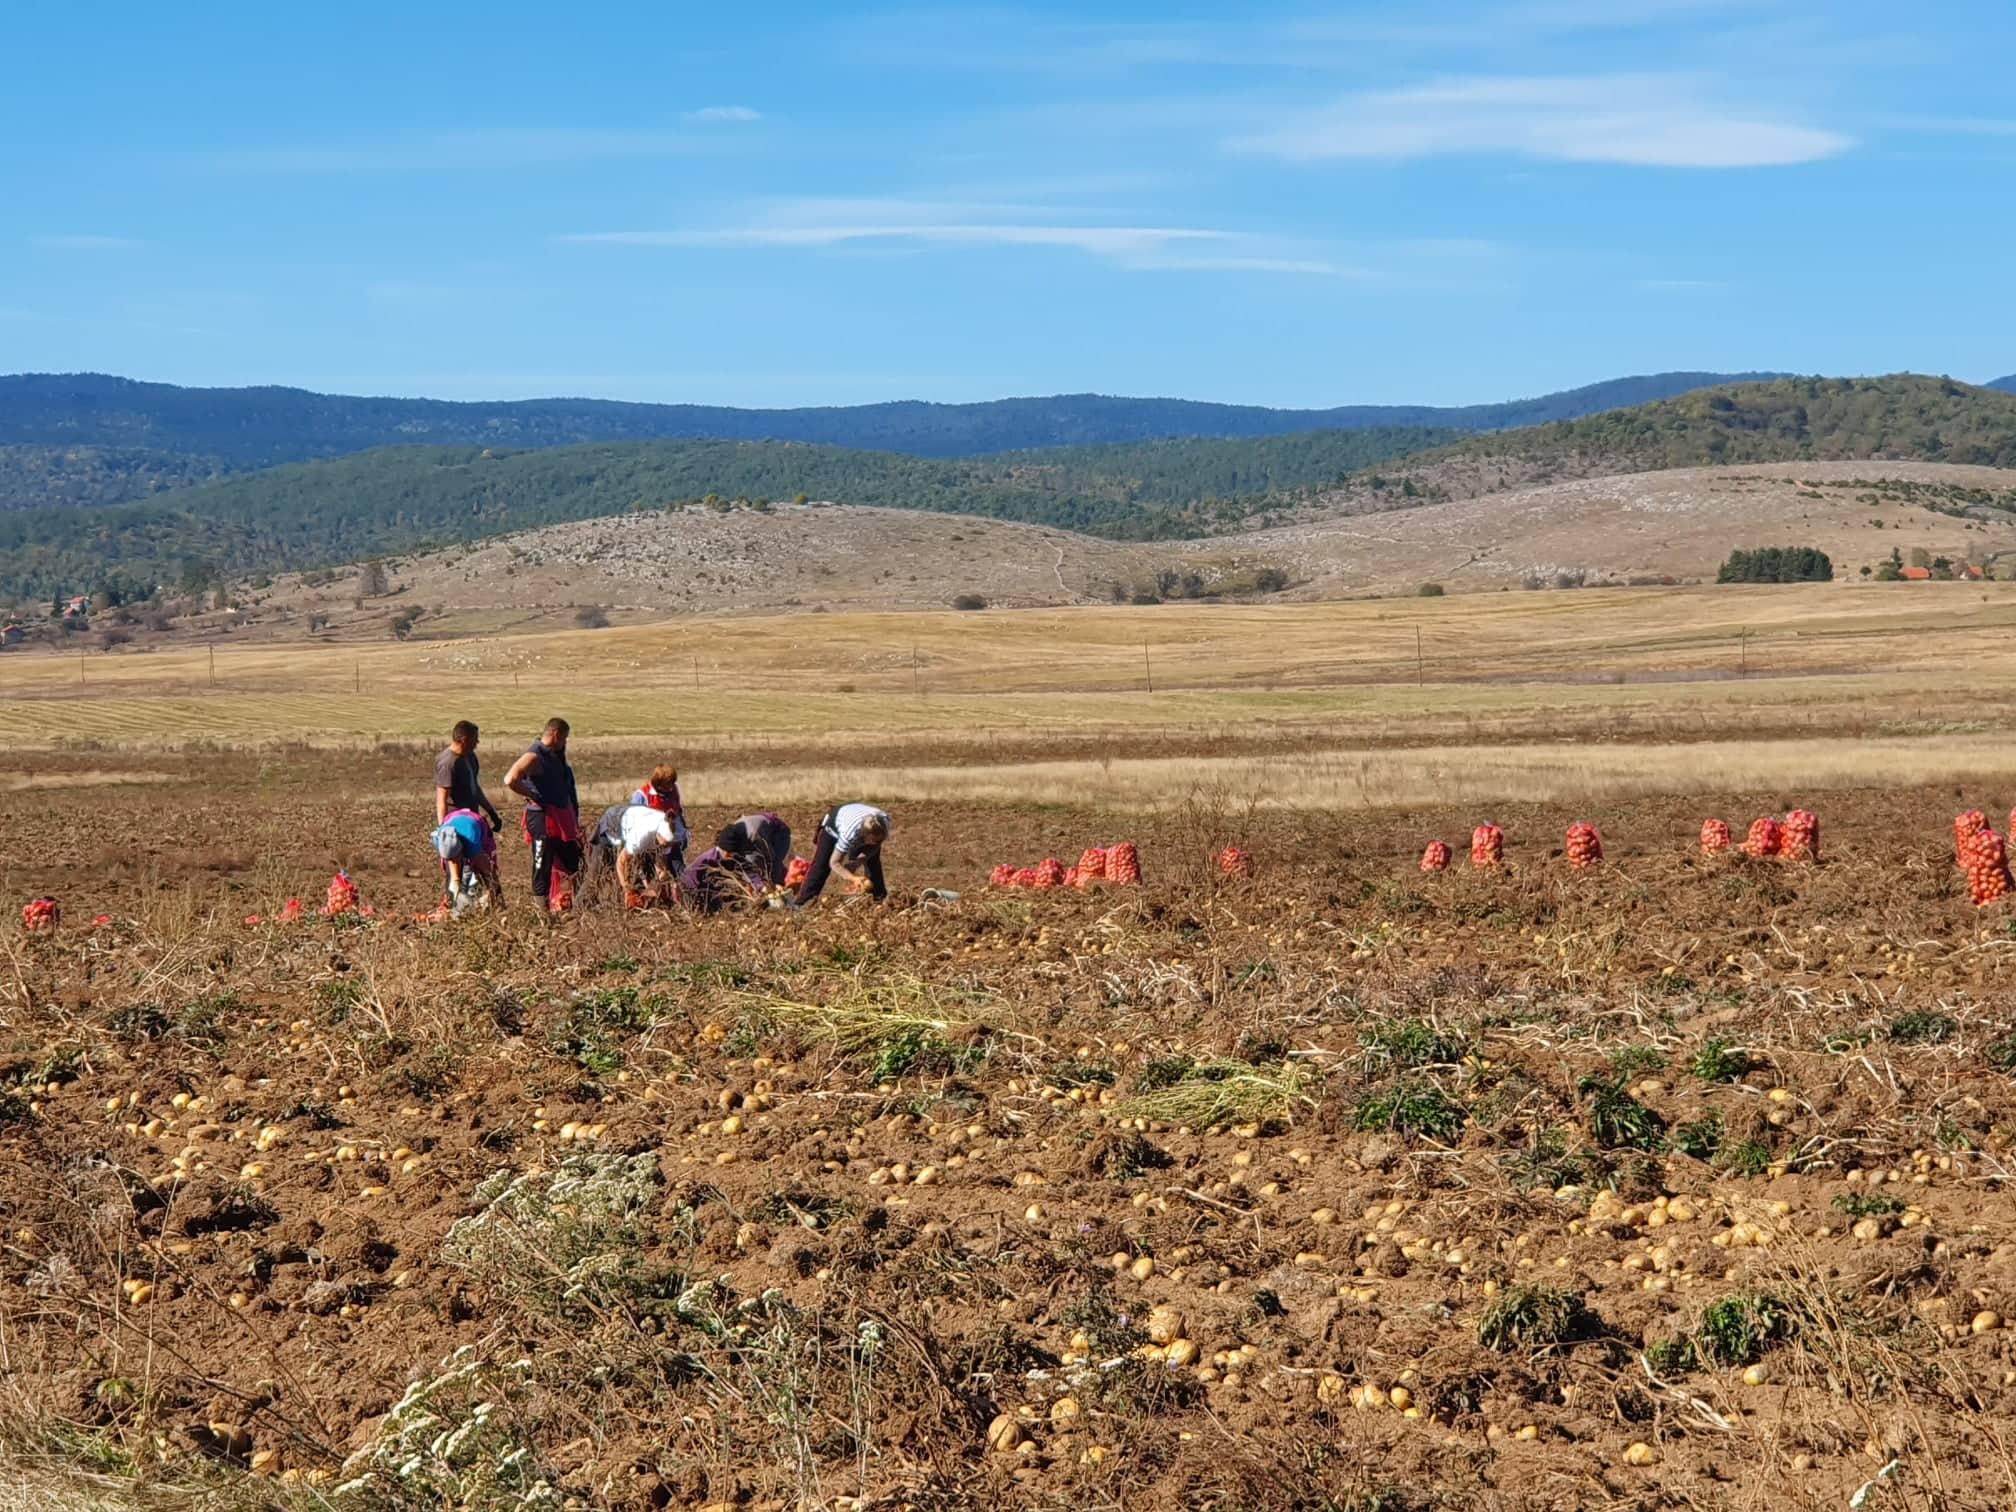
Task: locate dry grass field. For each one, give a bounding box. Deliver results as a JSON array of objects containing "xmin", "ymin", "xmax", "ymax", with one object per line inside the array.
[
  {"xmin": 8, "ymin": 586, "xmax": 2016, "ymax": 803},
  {"xmin": 9, "ymin": 590, "xmax": 2016, "ymax": 1510}
]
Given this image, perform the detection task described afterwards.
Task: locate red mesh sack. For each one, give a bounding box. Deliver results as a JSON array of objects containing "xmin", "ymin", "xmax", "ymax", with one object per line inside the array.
[
  {"xmin": 20, "ymin": 898, "xmax": 58, "ymax": 933},
  {"xmin": 1742, "ymin": 818, "xmax": 1783, "ymax": 860},
  {"xmin": 1420, "ymin": 841, "xmax": 1451, "ymax": 873},
  {"xmin": 1565, "ymin": 823, "xmax": 1603, "ymax": 868},
  {"xmin": 1218, "ymin": 846, "xmax": 1255, "ymax": 879},
  {"xmin": 1700, "ymin": 819, "xmax": 1732, "ymax": 855},
  {"xmin": 1106, "ymin": 844, "xmax": 1143, "ymax": 885},
  {"xmin": 785, "ymin": 857, "xmax": 812, "ymax": 889},
  {"xmin": 1780, "ymin": 809, "xmax": 1820, "ymax": 862},
  {"xmin": 989, "ymin": 863, "xmax": 1017, "ymax": 887},
  {"xmin": 1956, "ymin": 811, "xmax": 1988, "ymax": 860},
  {"xmin": 1032, "ymin": 858, "xmax": 1067, "ymax": 890},
  {"xmin": 1470, "ymin": 824, "xmax": 1504, "ymax": 868},
  {"xmin": 1075, "ymin": 847, "xmax": 1108, "ymax": 882},
  {"xmin": 1962, "ymin": 826, "xmax": 2013, "ymax": 906},
  {"xmin": 321, "ymin": 870, "xmax": 359, "ymax": 917},
  {"xmin": 1013, "ymin": 867, "xmax": 1041, "ymax": 888}
]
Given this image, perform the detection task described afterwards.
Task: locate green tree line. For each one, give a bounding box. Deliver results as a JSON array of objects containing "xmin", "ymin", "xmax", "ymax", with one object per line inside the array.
[{"xmin": 1716, "ymin": 546, "xmax": 1834, "ymax": 583}]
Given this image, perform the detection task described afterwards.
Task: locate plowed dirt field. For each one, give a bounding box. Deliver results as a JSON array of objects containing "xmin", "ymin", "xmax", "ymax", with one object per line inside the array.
[{"xmin": 5, "ymin": 753, "xmax": 2016, "ymax": 1510}]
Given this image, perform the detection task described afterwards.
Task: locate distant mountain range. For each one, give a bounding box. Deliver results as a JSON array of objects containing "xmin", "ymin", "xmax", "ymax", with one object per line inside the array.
[
  {"xmin": 0, "ymin": 370, "xmax": 1794, "ymax": 469},
  {"xmin": 5, "ymin": 373, "xmax": 2015, "ymax": 601},
  {"xmin": 1990, "ymin": 375, "xmax": 2016, "ymax": 394},
  {"xmin": 0, "ymin": 370, "xmax": 1801, "ymax": 515}
]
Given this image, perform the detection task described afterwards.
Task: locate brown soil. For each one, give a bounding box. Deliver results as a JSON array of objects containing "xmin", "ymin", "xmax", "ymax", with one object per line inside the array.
[{"xmin": 4, "ymin": 765, "xmax": 2016, "ymax": 1509}]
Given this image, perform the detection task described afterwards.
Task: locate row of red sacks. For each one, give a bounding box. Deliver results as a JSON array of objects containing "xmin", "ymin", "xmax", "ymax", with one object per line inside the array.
[
  {"xmin": 35, "ymin": 808, "xmax": 2016, "ymax": 927},
  {"xmin": 1698, "ymin": 811, "xmax": 1821, "ymax": 861},
  {"xmin": 1417, "ymin": 813, "xmax": 1824, "ymax": 873},
  {"xmin": 991, "ymin": 843, "xmax": 1144, "ymax": 890}
]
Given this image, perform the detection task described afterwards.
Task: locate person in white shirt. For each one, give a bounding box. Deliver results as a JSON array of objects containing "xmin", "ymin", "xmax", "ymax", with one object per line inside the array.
[
  {"xmin": 615, "ymin": 805, "xmax": 681, "ymax": 906},
  {"xmin": 794, "ymin": 803, "xmax": 890, "ymax": 904},
  {"xmin": 589, "ymin": 796, "xmax": 688, "ymax": 897}
]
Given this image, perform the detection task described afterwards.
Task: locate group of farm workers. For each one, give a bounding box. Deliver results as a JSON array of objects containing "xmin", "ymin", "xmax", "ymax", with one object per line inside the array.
[{"xmin": 428, "ymin": 717, "xmax": 890, "ymax": 916}]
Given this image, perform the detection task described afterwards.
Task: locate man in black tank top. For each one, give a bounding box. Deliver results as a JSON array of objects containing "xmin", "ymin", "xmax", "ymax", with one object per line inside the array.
[{"xmin": 504, "ymin": 717, "xmax": 583, "ymax": 910}]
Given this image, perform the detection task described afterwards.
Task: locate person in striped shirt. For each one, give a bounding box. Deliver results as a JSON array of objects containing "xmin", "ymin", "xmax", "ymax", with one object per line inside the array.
[{"xmin": 794, "ymin": 803, "xmax": 890, "ymax": 905}]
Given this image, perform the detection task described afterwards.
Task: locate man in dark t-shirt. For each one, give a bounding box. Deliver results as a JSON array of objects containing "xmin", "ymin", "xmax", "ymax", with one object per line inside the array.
[{"xmin": 435, "ymin": 720, "xmax": 502, "ymax": 830}]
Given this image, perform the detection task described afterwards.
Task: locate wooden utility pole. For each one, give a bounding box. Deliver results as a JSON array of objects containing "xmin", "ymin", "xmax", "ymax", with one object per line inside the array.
[
  {"xmin": 1143, "ymin": 643, "xmax": 1153, "ymax": 694},
  {"xmin": 208, "ymin": 644, "xmax": 216, "ymax": 687}
]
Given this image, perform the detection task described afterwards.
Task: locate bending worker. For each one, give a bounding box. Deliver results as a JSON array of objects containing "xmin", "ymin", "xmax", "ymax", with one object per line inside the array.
[
  {"xmin": 614, "ymin": 803, "xmax": 682, "ymax": 908},
  {"xmin": 720, "ymin": 810, "xmax": 793, "ymax": 890},
  {"xmin": 794, "ymin": 803, "xmax": 890, "ymax": 905},
  {"xmin": 504, "ymin": 717, "xmax": 582, "ymax": 912}
]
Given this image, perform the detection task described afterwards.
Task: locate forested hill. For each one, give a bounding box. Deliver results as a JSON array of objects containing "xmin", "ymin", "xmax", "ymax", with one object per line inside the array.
[
  {"xmin": 1991, "ymin": 375, "xmax": 2016, "ymax": 395},
  {"xmin": 1409, "ymin": 374, "xmax": 2016, "ymax": 475},
  {"xmin": 0, "ymin": 425, "xmax": 1454, "ymax": 598},
  {"xmin": 0, "ymin": 369, "xmax": 1779, "ymax": 476},
  {"xmin": 6, "ymin": 374, "xmax": 2013, "ymax": 602}
]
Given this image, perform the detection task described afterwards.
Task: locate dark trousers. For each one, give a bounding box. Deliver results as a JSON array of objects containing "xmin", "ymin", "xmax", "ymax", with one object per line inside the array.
[
  {"xmin": 754, "ymin": 817, "xmax": 793, "ymax": 889},
  {"xmin": 795, "ymin": 821, "xmax": 885, "ymax": 904},
  {"xmin": 527, "ymin": 809, "xmax": 583, "ymax": 907}
]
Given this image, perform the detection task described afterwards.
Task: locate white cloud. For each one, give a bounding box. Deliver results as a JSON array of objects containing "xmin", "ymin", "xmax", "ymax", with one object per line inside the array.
[
  {"xmin": 560, "ymin": 197, "xmax": 1371, "ymax": 275},
  {"xmin": 684, "ymin": 105, "xmax": 762, "ymax": 124},
  {"xmin": 568, "ymin": 222, "xmax": 1238, "ymax": 257},
  {"xmin": 1234, "ymin": 74, "xmax": 1851, "ymax": 168},
  {"xmin": 31, "ymin": 234, "xmax": 145, "ymax": 250}
]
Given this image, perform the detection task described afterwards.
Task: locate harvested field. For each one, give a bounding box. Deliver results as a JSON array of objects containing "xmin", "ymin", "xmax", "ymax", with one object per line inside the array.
[
  {"xmin": 7, "ymin": 754, "xmax": 2016, "ymax": 1509},
  {"xmin": 8, "ymin": 589, "xmax": 2016, "ymax": 1510}
]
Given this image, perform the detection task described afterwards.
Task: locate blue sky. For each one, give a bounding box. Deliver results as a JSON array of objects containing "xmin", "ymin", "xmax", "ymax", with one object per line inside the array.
[{"xmin": 4, "ymin": 0, "xmax": 2013, "ymax": 408}]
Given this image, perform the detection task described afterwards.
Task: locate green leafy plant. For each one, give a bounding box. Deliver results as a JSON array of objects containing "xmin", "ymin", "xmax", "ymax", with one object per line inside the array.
[
  {"xmin": 1888, "ymin": 1011, "xmax": 1956, "ymax": 1045},
  {"xmin": 1578, "ymin": 1075, "xmax": 1666, "ymax": 1151},
  {"xmin": 1695, "ymin": 1292, "xmax": 1792, "ymax": 1367},
  {"xmin": 1831, "ymin": 1191, "xmax": 1905, "ymax": 1220},
  {"xmin": 1359, "ymin": 1018, "xmax": 1465, "ymax": 1073},
  {"xmin": 1354, "ymin": 1081, "xmax": 1465, "ymax": 1142},
  {"xmin": 1670, "ymin": 1112, "xmax": 1723, "ymax": 1160},
  {"xmin": 1607, "ymin": 1045, "xmax": 1668, "ymax": 1078},
  {"xmin": 1689, "ymin": 1037, "xmax": 1752, "ymax": 1082},
  {"xmin": 1477, "ymin": 1287, "xmax": 1590, "ymax": 1353},
  {"xmin": 1716, "ymin": 1138, "xmax": 1774, "ymax": 1177}
]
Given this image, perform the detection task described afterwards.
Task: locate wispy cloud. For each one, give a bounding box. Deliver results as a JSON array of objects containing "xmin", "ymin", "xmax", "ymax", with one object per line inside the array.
[
  {"xmin": 560, "ymin": 197, "xmax": 1374, "ymax": 276},
  {"xmin": 1233, "ymin": 73, "xmax": 1851, "ymax": 168},
  {"xmin": 31, "ymin": 234, "xmax": 146, "ymax": 250},
  {"xmin": 684, "ymin": 105, "xmax": 762, "ymax": 124},
  {"xmin": 193, "ymin": 126, "xmax": 736, "ymax": 174}
]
